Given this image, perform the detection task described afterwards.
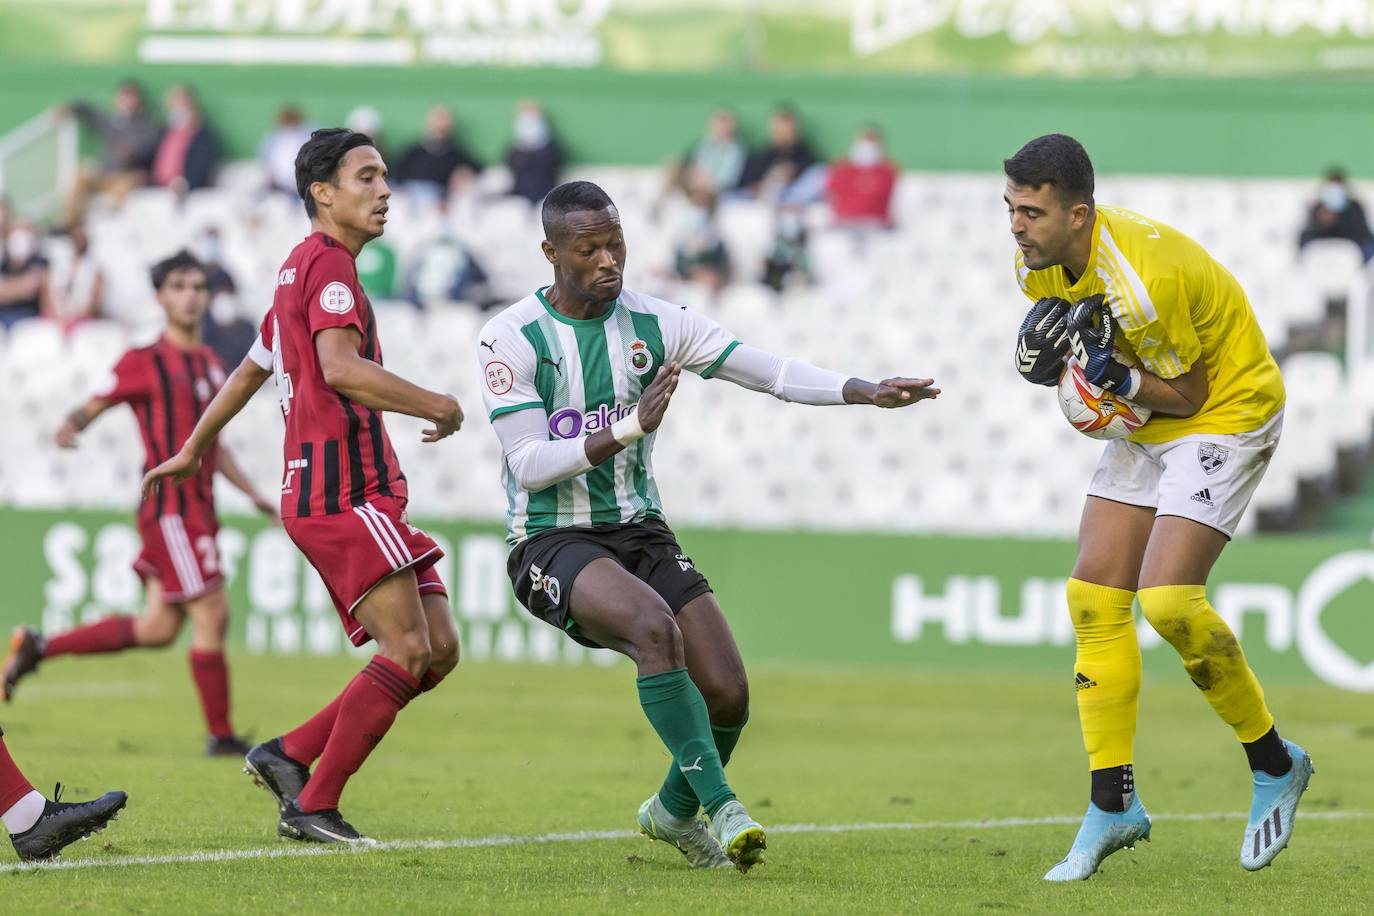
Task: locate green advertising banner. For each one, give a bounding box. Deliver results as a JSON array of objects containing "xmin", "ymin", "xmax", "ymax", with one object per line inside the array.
[
  {"xmin": 4, "ymin": 0, "xmax": 1374, "ymax": 77},
  {"xmin": 2, "ymin": 508, "xmax": 1371, "ymax": 691}
]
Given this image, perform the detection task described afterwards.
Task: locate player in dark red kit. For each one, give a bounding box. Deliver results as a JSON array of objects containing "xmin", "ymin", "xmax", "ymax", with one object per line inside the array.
[
  {"xmin": 2, "ymin": 251, "xmax": 275, "ymax": 757},
  {"xmin": 142, "ymin": 128, "xmax": 465, "ymax": 843}
]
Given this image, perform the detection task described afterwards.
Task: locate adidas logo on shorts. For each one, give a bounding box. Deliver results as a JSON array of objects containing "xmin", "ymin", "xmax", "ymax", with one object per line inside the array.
[{"xmin": 1190, "ymin": 488, "xmax": 1214, "ymax": 507}]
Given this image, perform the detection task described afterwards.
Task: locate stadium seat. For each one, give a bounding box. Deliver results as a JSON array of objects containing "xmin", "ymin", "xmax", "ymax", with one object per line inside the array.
[{"xmin": 1298, "ymin": 238, "xmax": 1365, "ymax": 305}]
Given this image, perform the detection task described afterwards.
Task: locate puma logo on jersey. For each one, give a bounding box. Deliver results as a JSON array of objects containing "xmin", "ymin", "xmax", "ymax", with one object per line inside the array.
[
  {"xmin": 480, "ymin": 339, "xmax": 497, "ymax": 352},
  {"xmin": 541, "ymin": 356, "xmax": 564, "ymax": 376},
  {"xmin": 679, "ymin": 757, "xmax": 703, "ymax": 774}
]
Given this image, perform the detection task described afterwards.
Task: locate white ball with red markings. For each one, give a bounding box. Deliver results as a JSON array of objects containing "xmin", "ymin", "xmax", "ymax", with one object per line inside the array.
[{"xmin": 1057, "ymin": 359, "xmax": 1151, "ymax": 440}]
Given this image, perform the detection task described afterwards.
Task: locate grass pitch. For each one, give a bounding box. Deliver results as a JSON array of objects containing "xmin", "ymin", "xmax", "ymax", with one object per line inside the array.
[{"xmin": 0, "ymin": 651, "xmax": 1369, "ymax": 913}]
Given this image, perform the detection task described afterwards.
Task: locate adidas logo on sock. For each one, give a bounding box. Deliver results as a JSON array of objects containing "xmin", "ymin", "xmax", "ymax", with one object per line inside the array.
[
  {"xmin": 1074, "ymin": 671, "xmax": 1097, "ymax": 690},
  {"xmin": 1190, "ymin": 488, "xmax": 1214, "ymax": 506}
]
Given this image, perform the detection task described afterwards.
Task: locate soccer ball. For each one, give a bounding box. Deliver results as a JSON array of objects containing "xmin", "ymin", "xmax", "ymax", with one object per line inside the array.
[{"xmin": 1057, "ymin": 359, "xmax": 1151, "ymax": 440}]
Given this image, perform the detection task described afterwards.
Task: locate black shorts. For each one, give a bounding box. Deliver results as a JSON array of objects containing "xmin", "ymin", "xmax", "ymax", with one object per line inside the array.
[{"xmin": 507, "ymin": 518, "xmax": 712, "ymax": 648}]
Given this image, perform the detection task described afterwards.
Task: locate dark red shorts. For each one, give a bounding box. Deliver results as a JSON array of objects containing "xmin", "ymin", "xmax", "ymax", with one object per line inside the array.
[
  {"xmin": 284, "ymin": 496, "xmax": 446, "ymax": 646},
  {"xmin": 134, "ymin": 514, "xmax": 224, "ymax": 603}
]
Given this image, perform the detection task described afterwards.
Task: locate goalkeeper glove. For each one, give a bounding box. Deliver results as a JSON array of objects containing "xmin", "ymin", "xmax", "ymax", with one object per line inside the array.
[
  {"xmin": 1014, "ymin": 296, "xmax": 1071, "ymax": 386},
  {"xmin": 1067, "ymin": 294, "xmax": 1141, "ymax": 397}
]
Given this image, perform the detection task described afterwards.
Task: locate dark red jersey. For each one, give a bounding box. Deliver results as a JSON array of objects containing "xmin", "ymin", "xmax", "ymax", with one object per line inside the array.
[
  {"xmin": 95, "ymin": 337, "xmax": 226, "ymax": 526},
  {"xmin": 249, "ymin": 231, "xmax": 407, "ymax": 519}
]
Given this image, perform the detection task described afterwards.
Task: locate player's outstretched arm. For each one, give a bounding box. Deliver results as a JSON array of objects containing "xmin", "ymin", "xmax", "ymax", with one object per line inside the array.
[
  {"xmin": 316, "ymin": 327, "xmax": 463, "ymax": 442},
  {"xmin": 841, "ymin": 377, "xmax": 941, "ymax": 408},
  {"xmin": 216, "ymin": 445, "xmax": 279, "ymax": 520},
  {"xmin": 494, "ymin": 363, "xmax": 681, "ymax": 492},
  {"xmin": 141, "ymin": 357, "xmax": 270, "ymax": 500},
  {"xmin": 711, "ymin": 344, "xmax": 938, "ymax": 408},
  {"xmin": 54, "ymin": 398, "xmax": 115, "ymax": 449}
]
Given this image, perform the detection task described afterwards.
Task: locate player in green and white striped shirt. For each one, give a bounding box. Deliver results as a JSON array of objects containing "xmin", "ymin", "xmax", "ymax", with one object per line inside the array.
[{"xmin": 478, "ymin": 181, "xmax": 938, "ymax": 872}]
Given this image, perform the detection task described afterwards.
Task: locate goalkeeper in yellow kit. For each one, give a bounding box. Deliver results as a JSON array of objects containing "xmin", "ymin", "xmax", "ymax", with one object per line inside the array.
[{"xmin": 1005, "ymin": 134, "xmax": 1313, "ymax": 880}]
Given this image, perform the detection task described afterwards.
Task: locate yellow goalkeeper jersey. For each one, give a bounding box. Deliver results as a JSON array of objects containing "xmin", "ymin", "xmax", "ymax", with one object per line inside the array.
[{"xmin": 1015, "ymin": 205, "xmax": 1284, "ymax": 445}]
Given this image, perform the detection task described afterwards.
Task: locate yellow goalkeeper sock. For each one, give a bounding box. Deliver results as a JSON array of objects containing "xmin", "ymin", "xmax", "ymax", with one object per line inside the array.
[
  {"xmin": 1066, "ymin": 578, "xmax": 1140, "ymax": 771},
  {"xmin": 1138, "ymin": 584, "xmax": 1274, "ymax": 742}
]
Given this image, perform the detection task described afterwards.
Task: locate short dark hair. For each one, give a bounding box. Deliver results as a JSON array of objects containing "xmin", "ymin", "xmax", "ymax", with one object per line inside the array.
[
  {"xmin": 295, "ymin": 128, "xmax": 375, "ymax": 218},
  {"xmin": 1004, "ymin": 134, "xmax": 1095, "ymax": 206},
  {"xmin": 150, "ymin": 249, "xmax": 207, "ymax": 290},
  {"xmin": 1324, "ymin": 166, "xmax": 1348, "ymax": 184},
  {"xmin": 541, "ymin": 180, "xmax": 615, "ymax": 240}
]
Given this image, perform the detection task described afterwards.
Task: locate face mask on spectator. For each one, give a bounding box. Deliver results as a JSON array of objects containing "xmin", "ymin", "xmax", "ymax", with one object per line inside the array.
[
  {"xmin": 778, "ymin": 213, "xmax": 804, "ymax": 241},
  {"xmin": 850, "ymin": 139, "xmax": 883, "ymax": 167},
  {"xmin": 6, "ymin": 229, "xmax": 36, "ymax": 263},
  {"xmin": 513, "ymin": 112, "xmax": 549, "ymax": 150},
  {"xmin": 169, "ymin": 105, "xmax": 195, "ymax": 128},
  {"xmin": 1320, "ymin": 182, "xmax": 1349, "ymax": 213},
  {"xmin": 210, "ymin": 292, "xmax": 239, "ymax": 326},
  {"xmin": 198, "ymin": 233, "xmax": 222, "ymax": 265}
]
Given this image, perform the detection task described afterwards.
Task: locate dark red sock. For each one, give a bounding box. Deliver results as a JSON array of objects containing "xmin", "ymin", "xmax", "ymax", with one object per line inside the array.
[
  {"xmin": 295, "ymin": 657, "xmax": 417, "ymax": 813},
  {"xmin": 0, "ymin": 738, "xmax": 36, "ymax": 814},
  {"xmin": 281, "ymin": 690, "xmax": 347, "ymax": 766},
  {"xmin": 43, "ymin": 616, "xmax": 137, "ymax": 658},
  {"xmin": 418, "ymin": 668, "xmax": 446, "ymax": 693},
  {"xmin": 189, "ymin": 650, "xmax": 234, "ymax": 739}
]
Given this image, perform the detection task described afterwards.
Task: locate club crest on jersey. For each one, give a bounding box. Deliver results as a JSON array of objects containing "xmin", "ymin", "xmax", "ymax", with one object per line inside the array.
[
  {"xmin": 627, "ymin": 338, "xmax": 653, "ymax": 375},
  {"xmin": 319, "ymin": 281, "xmax": 355, "ymax": 314},
  {"xmin": 1197, "ymin": 443, "xmax": 1230, "ymax": 475},
  {"xmin": 195, "ymin": 377, "xmax": 214, "ymax": 402},
  {"xmin": 485, "ymin": 361, "xmax": 514, "ymax": 395}
]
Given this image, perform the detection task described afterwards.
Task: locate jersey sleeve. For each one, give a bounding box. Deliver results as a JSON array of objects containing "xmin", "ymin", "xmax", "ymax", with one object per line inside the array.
[
  {"xmin": 247, "ymin": 310, "xmax": 274, "ymax": 371},
  {"xmin": 1115, "ymin": 271, "xmax": 1202, "ymax": 380},
  {"xmin": 664, "ymin": 305, "xmax": 740, "ymax": 379},
  {"xmin": 478, "ymin": 327, "xmax": 544, "ymax": 423},
  {"xmin": 90, "ymin": 350, "xmax": 150, "ymax": 404},
  {"xmin": 303, "ymin": 248, "xmax": 367, "ymax": 339}
]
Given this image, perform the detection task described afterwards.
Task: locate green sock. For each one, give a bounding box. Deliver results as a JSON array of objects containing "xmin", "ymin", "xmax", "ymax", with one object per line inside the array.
[
  {"xmin": 636, "ymin": 668, "xmax": 735, "ymax": 818},
  {"xmin": 659, "ymin": 713, "xmax": 748, "ymax": 819}
]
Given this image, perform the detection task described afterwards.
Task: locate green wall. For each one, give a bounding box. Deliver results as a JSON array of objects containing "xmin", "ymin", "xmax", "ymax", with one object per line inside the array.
[
  {"xmin": 2, "ymin": 61, "xmax": 1373, "ymax": 177},
  {"xmin": 7, "ymin": 508, "xmax": 1374, "ymax": 690}
]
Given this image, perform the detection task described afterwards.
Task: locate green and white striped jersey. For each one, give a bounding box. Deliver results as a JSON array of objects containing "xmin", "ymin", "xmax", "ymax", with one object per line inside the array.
[{"xmin": 478, "ymin": 287, "xmax": 739, "ymax": 545}]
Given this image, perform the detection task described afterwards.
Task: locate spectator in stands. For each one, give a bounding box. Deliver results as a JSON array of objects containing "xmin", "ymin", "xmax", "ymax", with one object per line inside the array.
[
  {"xmin": 151, "ymin": 84, "xmax": 220, "ymax": 194},
  {"xmin": 826, "ymin": 126, "xmax": 898, "ymax": 231},
  {"xmin": 738, "ymin": 105, "xmax": 825, "ymax": 205},
  {"xmin": 763, "ymin": 206, "xmax": 813, "ymax": 292},
  {"xmin": 195, "ymin": 228, "xmax": 255, "ymax": 366},
  {"xmin": 0, "ymin": 218, "xmax": 49, "ymax": 329},
  {"xmin": 356, "ymin": 238, "xmax": 398, "ymax": 300},
  {"xmin": 259, "ymin": 105, "xmax": 313, "ymax": 196},
  {"xmin": 408, "ymin": 235, "xmax": 498, "ymax": 309},
  {"xmin": 674, "ymin": 108, "xmax": 747, "ymax": 196},
  {"xmin": 40, "ymin": 223, "xmax": 103, "ymax": 326},
  {"xmin": 393, "ymin": 106, "xmax": 483, "ymax": 207},
  {"xmin": 61, "ymin": 80, "xmax": 163, "ymax": 225},
  {"xmin": 673, "ymin": 185, "xmax": 731, "ymax": 296},
  {"xmin": 1299, "ymin": 167, "xmax": 1374, "ymax": 262},
  {"xmin": 505, "ymin": 100, "xmax": 563, "ymax": 204}
]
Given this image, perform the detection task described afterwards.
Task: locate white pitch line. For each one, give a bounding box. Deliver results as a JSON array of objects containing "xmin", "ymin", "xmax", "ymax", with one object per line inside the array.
[{"xmin": 1, "ymin": 811, "xmax": 1364, "ymax": 874}]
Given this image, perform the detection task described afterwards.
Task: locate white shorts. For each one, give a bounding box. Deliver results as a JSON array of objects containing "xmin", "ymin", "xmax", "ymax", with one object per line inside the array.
[{"xmin": 1086, "ymin": 410, "xmax": 1283, "ymax": 538}]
